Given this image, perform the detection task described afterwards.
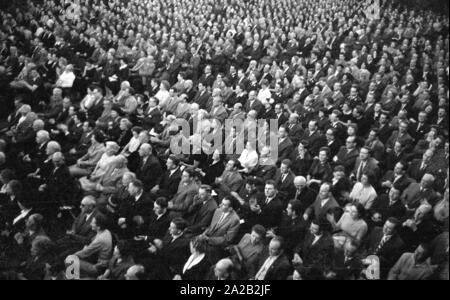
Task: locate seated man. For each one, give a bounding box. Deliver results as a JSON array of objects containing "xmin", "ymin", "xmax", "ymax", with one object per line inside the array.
[
  {"xmin": 117, "ymin": 179, "xmax": 153, "ymax": 239},
  {"xmin": 251, "ymin": 236, "xmax": 291, "ymax": 280},
  {"xmin": 56, "ymin": 196, "xmax": 99, "ymax": 259},
  {"xmin": 214, "ymin": 159, "xmax": 244, "ymax": 201},
  {"xmin": 184, "ymin": 185, "xmax": 218, "ymax": 236},
  {"xmin": 168, "ymin": 168, "xmax": 199, "ymax": 218},
  {"xmin": 292, "ymin": 219, "xmax": 334, "ymax": 279},
  {"xmin": 200, "ymin": 197, "xmax": 241, "ymax": 262},
  {"xmin": 68, "ymin": 213, "xmax": 113, "ymax": 278},
  {"xmin": 388, "ymin": 243, "xmax": 438, "ymax": 280},
  {"xmin": 136, "ymin": 218, "xmax": 191, "ymax": 280},
  {"xmin": 362, "ymin": 218, "xmax": 405, "ymax": 279}
]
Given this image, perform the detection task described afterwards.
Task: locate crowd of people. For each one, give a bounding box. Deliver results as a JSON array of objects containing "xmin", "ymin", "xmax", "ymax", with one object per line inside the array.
[{"xmin": 0, "ymin": 0, "xmax": 448, "ymax": 280}]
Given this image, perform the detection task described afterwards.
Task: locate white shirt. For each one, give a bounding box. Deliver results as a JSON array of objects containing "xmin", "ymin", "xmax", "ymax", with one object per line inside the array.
[
  {"xmin": 183, "ymin": 253, "xmax": 206, "ymax": 274},
  {"xmin": 255, "ymin": 255, "xmax": 279, "ymax": 280},
  {"xmin": 57, "ymin": 71, "xmax": 76, "ymax": 88},
  {"xmin": 13, "ymin": 208, "xmax": 32, "ymax": 225}
]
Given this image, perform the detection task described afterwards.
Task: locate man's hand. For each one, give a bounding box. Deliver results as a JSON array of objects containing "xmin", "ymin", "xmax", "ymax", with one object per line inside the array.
[
  {"xmin": 303, "ymin": 213, "xmax": 309, "ymax": 221},
  {"xmin": 382, "ymin": 181, "xmax": 392, "ymax": 188},
  {"xmin": 151, "ymin": 185, "xmax": 159, "ymax": 194},
  {"xmin": 133, "ymin": 215, "xmax": 145, "ymax": 226}
]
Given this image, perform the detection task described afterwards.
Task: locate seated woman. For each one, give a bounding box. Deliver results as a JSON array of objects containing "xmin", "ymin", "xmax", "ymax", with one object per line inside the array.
[
  {"xmin": 78, "ymin": 141, "xmax": 119, "ymax": 191},
  {"xmin": 173, "ymin": 235, "xmax": 211, "ymax": 280},
  {"xmin": 69, "ymin": 131, "xmax": 106, "ymax": 178},
  {"xmin": 349, "ymin": 172, "xmax": 377, "ymax": 210},
  {"xmin": 120, "ymin": 126, "xmax": 143, "ymax": 157},
  {"xmin": 330, "ymin": 203, "xmax": 368, "ymax": 247},
  {"xmin": 68, "ymin": 213, "xmax": 113, "ymax": 278},
  {"xmin": 238, "ymin": 141, "xmax": 259, "ymax": 174},
  {"xmin": 228, "ymin": 224, "xmax": 266, "ymax": 279},
  {"xmin": 307, "ymin": 147, "xmax": 333, "ymax": 192},
  {"xmin": 290, "ymin": 141, "xmax": 313, "ymax": 176},
  {"xmin": 16, "ymin": 236, "xmax": 55, "ymax": 280},
  {"xmin": 80, "ymin": 155, "xmax": 128, "ymax": 194},
  {"xmin": 98, "ymin": 240, "xmax": 135, "ymax": 280}
]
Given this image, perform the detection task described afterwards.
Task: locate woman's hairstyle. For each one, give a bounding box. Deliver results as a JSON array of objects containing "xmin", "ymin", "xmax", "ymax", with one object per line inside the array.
[{"xmin": 190, "ymin": 235, "xmax": 209, "ymax": 254}]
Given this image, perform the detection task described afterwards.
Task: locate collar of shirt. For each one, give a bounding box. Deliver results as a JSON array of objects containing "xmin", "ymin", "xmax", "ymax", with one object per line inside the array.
[{"xmin": 135, "ymin": 192, "xmax": 143, "ymax": 202}]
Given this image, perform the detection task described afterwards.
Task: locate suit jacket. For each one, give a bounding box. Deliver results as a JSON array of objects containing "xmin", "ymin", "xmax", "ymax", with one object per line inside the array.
[
  {"xmin": 296, "ymin": 231, "xmax": 334, "ymax": 270},
  {"xmin": 409, "ymin": 122, "xmax": 430, "ymax": 142},
  {"xmin": 377, "ymin": 123, "xmax": 394, "ymax": 144},
  {"xmin": 203, "ymin": 209, "xmax": 240, "ymax": 247},
  {"xmin": 365, "ymin": 138, "xmax": 385, "ymax": 162},
  {"xmin": 142, "ymin": 107, "xmax": 162, "ymax": 130},
  {"xmin": 386, "ymin": 131, "xmax": 414, "ymax": 152},
  {"xmin": 370, "ymin": 194, "xmax": 407, "ymax": 222},
  {"xmin": 306, "ymin": 195, "xmax": 339, "ymax": 223},
  {"xmin": 144, "ymin": 211, "xmax": 172, "ymax": 240},
  {"xmin": 46, "ymin": 164, "xmax": 77, "ymax": 205},
  {"xmin": 364, "ymin": 227, "xmax": 405, "ymax": 278},
  {"xmin": 72, "ymin": 210, "xmax": 99, "ymax": 241},
  {"xmin": 274, "ymin": 170, "xmax": 296, "ymax": 203},
  {"xmin": 293, "ymin": 187, "xmax": 317, "ymax": 214},
  {"xmin": 277, "ymin": 137, "xmax": 294, "ymax": 165},
  {"xmin": 218, "ymin": 170, "xmax": 243, "ymax": 195},
  {"xmin": 170, "ymin": 181, "xmax": 199, "ymax": 214},
  {"xmin": 136, "ymin": 155, "xmax": 163, "ymax": 191},
  {"xmin": 332, "ymin": 250, "xmax": 364, "ymax": 280},
  {"xmin": 244, "ymin": 99, "xmax": 264, "ymax": 118},
  {"xmin": 285, "ymin": 122, "xmax": 304, "ymax": 146},
  {"xmin": 300, "ymin": 130, "xmax": 326, "ymax": 157},
  {"xmin": 185, "ymin": 197, "xmax": 218, "ymax": 235},
  {"xmin": 158, "ymin": 168, "xmax": 182, "ymax": 199},
  {"xmin": 193, "ymin": 90, "xmax": 211, "ymax": 110},
  {"xmin": 335, "ymin": 146, "xmax": 360, "ymax": 175},
  {"xmin": 119, "ymin": 193, "xmax": 154, "ymax": 227},
  {"xmin": 253, "ymin": 253, "xmax": 291, "ymax": 280},
  {"xmin": 256, "ymin": 196, "xmax": 284, "ymax": 229},
  {"xmin": 210, "ymin": 105, "xmax": 228, "ymax": 124},
  {"xmin": 353, "ymin": 157, "xmax": 380, "ymax": 182},
  {"xmin": 160, "ymin": 233, "xmax": 191, "ymax": 276},
  {"xmin": 408, "ymin": 159, "xmax": 434, "ymax": 182},
  {"xmin": 401, "ymin": 183, "xmax": 440, "ymax": 210}
]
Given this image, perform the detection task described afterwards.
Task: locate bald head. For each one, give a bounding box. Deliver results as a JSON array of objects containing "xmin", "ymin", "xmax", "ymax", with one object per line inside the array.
[
  {"xmin": 139, "ymin": 143, "xmax": 152, "ymax": 157},
  {"xmin": 214, "ymin": 258, "xmax": 233, "ymax": 279},
  {"xmin": 294, "ymin": 176, "xmax": 307, "ymax": 191}
]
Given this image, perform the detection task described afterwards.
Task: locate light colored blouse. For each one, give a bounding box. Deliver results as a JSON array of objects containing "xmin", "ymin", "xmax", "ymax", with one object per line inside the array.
[
  {"xmin": 337, "ymin": 212, "xmax": 368, "ymax": 242},
  {"xmin": 238, "ymin": 149, "xmax": 259, "ymax": 171},
  {"xmin": 349, "ymin": 182, "xmax": 377, "ymax": 210}
]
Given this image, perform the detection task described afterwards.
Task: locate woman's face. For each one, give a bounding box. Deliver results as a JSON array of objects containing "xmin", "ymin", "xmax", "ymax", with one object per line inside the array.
[
  {"xmin": 361, "ymin": 175, "xmax": 369, "ymax": 185},
  {"xmin": 349, "ymin": 206, "xmax": 359, "ymax": 220},
  {"xmin": 250, "ymin": 231, "xmax": 262, "ymax": 244},
  {"xmin": 319, "ymin": 151, "xmax": 327, "ymax": 162}
]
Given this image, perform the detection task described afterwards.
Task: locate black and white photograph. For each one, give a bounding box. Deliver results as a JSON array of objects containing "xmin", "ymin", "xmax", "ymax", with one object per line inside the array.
[{"xmin": 0, "ymin": 0, "xmax": 448, "ymax": 282}]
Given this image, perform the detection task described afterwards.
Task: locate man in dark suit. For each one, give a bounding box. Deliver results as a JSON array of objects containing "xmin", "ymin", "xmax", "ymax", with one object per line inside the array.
[
  {"xmin": 293, "ymin": 219, "xmax": 334, "ymax": 277},
  {"xmin": 252, "ymin": 236, "xmax": 291, "ymax": 280},
  {"xmin": 139, "ymin": 218, "xmax": 191, "ymax": 279},
  {"xmin": 386, "ymin": 121, "xmax": 414, "ymax": 153},
  {"xmin": 352, "ymin": 147, "xmax": 380, "ymax": 182},
  {"xmin": 334, "ymin": 136, "xmax": 360, "ymax": 175},
  {"xmin": 274, "ymin": 103, "xmax": 288, "ymax": 128},
  {"xmin": 274, "ymin": 160, "xmax": 296, "ymax": 205},
  {"xmin": 330, "ymin": 239, "xmax": 364, "ymax": 280},
  {"xmin": 118, "ymin": 179, "xmax": 154, "ymax": 238},
  {"xmin": 185, "ymin": 185, "xmax": 218, "ymax": 236},
  {"xmin": 141, "ymin": 97, "xmax": 162, "ymax": 130},
  {"xmin": 377, "ymin": 113, "xmax": 395, "ymax": 144},
  {"xmin": 140, "ymin": 197, "xmax": 172, "ymax": 241},
  {"xmin": 284, "ymin": 114, "xmax": 304, "ymax": 146},
  {"xmin": 135, "ymin": 143, "xmax": 163, "ymax": 192},
  {"xmin": 304, "ymin": 182, "xmax": 339, "ymax": 224},
  {"xmin": 371, "ymin": 187, "xmax": 407, "ymax": 223},
  {"xmin": 324, "ymin": 128, "xmax": 342, "ymax": 159},
  {"xmin": 381, "ymin": 161, "xmax": 413, "ymax": 194},
  {"xmin": 152, "ymin": 155, "xmax": 182, "ymax": 200},
  {"xmin": 300, "ymin": 120, "xmax": 326, "ymax": 157},
  {"xmin": 249, "ymin": 180, "xmax": 284, "ymax": 229},
  {"xmin": 244, "ymin": 90, "xmax": 264, "ymax": 118},
  {"xmin": 293, "ymin": 176, "xmax": 317, "ymax": 214},
  {"xmin": 192, "ymin": 81, "xmax": 211, "ymax": 110},
  {"xmin": 363, "ymin": 218, "xmax": 405, "ymax": 279},
  {"xmin": 409, "ymin": 111, "xmax": 430, "ymax": 142},
  {"xmin": 277, "ymin": 126, "xmax": 294, "ymax": 166},
  {"xmin": 271, "ymin": 200, "xmax": 307, "ymax": 257},
  {"xmin": 408, "ymin": 149, "xmax": 434, "ymax": 182},
  {"xmin": 38, "ymin": 152, "xmax": 78, "ymax": 216}
]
